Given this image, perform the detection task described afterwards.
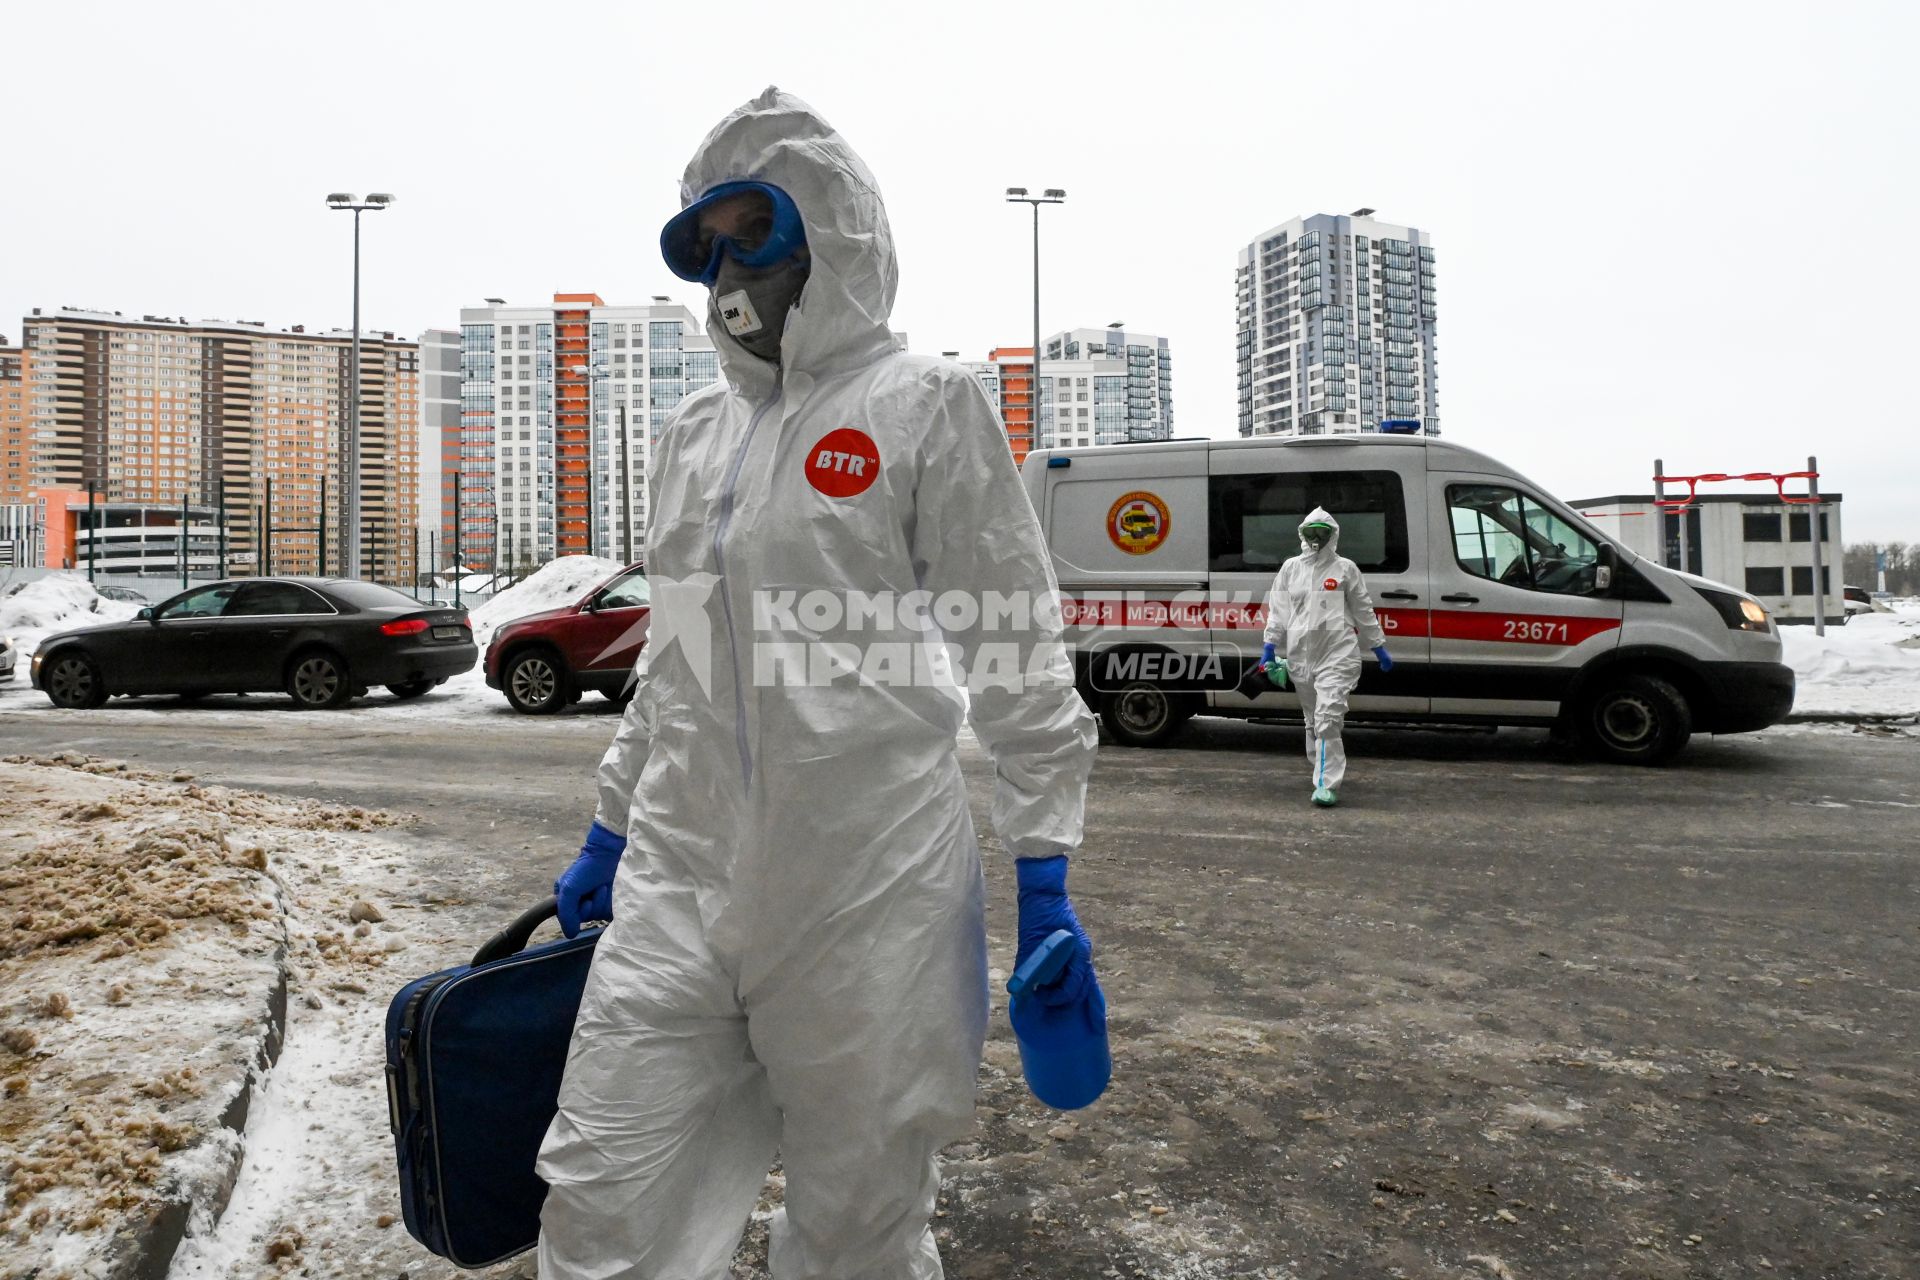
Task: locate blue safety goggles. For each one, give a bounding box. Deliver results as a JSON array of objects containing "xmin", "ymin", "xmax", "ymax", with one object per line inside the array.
[{"xmin": 660, "ymin": 181, "xmax": 807, "ymax": 286}]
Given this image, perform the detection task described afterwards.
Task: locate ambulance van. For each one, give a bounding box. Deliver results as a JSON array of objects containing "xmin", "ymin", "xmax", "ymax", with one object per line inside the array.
[{"xmin": 1024, "ymin": 434, "xmax": 1795, "ymax": 764}]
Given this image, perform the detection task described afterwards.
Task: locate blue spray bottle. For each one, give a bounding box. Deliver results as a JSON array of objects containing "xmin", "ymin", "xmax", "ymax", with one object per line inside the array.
[{"xmin": 1007, "ymin": 928, "xmax": 1111, "ymax": 1110}]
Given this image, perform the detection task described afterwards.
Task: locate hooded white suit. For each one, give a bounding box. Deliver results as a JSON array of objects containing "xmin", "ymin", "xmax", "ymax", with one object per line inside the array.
[
  {"xmin": 1260, "ymin": 508, "xmax": 1386, "ymax": 792},
  {"xmin": 535, "ymin": 89, "xmax": 1098, "ymax": 1279}
]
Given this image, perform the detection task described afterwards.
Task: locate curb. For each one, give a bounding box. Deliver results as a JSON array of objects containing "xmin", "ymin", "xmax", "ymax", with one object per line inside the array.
[
  {"xmin": 101, "ymin": 893, "xmax": 293, "ymax": 1279},
  {"xmin": 1785, "ymin": 711, "xmax": 1918, "ymax": 726}
]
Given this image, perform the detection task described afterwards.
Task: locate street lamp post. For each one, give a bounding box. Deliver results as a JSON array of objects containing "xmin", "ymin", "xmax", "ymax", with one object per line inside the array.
[
  {"xmin": 589, "ymin": 361, "xmax": 636, "ymax": 563},
  {"xmin": 325, "ymin": 192, "xmax": 395, "ymax": 579},
  {"xmin": 1005, "ymin": 187, "xmax": 1065, "ymax": 453}
]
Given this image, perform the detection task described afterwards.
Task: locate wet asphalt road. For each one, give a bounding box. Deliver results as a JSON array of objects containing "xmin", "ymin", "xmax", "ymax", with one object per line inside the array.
[{"xmin": 3, "ymin": 688, "xmax": 1915, "ymax": 1277}]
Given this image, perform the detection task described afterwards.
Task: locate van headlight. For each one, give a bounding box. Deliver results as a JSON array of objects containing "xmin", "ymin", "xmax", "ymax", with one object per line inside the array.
[{"xmin": 1698, "ymin": 586, "xmax": 1771, "ymax": 633}]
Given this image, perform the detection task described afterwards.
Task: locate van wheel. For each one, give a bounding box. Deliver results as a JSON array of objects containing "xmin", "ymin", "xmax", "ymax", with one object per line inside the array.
[
  {"xmin": 1580, "ymin": 673, "xmax": 1692, "ymax": 765},
  {"xmin": 1101, "ymin": 682, "xmax": 1192, "ymax": 748}
]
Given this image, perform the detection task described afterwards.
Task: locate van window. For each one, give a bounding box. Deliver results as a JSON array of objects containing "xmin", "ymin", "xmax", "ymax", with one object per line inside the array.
[
  {"xmin": 1209, "ymin": 470, "xmax": 1408, "ymax": 573},
  {"xmin": 1449, "ymin": 485, "xmax": 1604, "ymax": 595}
]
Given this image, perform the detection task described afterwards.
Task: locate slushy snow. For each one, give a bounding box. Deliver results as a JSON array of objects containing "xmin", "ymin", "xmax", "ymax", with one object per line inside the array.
[{"xmin": 0, "ymin": 754, "xmax": 413, "ymax": 1279}]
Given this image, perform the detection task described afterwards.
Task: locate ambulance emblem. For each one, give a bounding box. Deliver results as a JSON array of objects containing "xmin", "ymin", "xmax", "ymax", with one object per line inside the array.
[{"xmin": 1107, "ymin": 491, "xmax": 1170, "ymax": 556}]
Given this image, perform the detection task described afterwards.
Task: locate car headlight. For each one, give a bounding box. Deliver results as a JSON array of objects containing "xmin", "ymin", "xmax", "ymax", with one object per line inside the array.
[
  {"xmin": 1698, "ymin": 586, "xmax": 1771, "ymax": 633},
  {"xmin": 31, "ymin": 650, "xmax": 45, "ymax": 678}
]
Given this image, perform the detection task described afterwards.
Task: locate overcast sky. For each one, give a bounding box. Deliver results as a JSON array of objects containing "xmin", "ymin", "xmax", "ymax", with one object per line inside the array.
[{"xmin": 7, "ymin": 1, "xmax": 1915, "ymax": 539}]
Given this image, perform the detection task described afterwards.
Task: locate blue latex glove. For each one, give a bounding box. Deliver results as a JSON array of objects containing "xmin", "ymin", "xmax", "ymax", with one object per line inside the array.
[
  {"xmin": 1373, "ymin": 645, "xmax": 1394, "ymax": 673},
  {"xmin": 1014, "ymin": 855, "xmax": 1096, "ymax": 1009},
  {"xmin": 555, "ymin": 821, "xmax": 625, "ymax": 938},
  {"xmin": 1261, "ymin": 642, "xmax": 1277, "ymax": 667},
  {"xmin": 1259, "ymin": 642, "xmax": 1290, "ymax": 689}
]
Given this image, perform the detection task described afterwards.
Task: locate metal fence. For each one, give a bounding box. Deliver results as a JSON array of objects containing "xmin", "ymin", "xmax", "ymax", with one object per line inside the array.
[{"xmin": 1, "ymin": 565, "xmax": 495, "ymax": 609}]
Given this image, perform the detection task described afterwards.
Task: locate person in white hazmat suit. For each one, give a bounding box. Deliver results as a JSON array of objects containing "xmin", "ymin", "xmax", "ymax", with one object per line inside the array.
[
  {"xmin": 537, "ymin": 88, "xmax": 1103, "ymax": 1279},
  {"xmin": 1257, "ymin": 508, "xmax": 1392, "ymax": 807}
]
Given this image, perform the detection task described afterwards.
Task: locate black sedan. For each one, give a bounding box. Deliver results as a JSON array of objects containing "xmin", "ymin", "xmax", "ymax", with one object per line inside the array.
[{"xmin": 31, "ymin": 577, "xmax": 477, "ymax": 710}]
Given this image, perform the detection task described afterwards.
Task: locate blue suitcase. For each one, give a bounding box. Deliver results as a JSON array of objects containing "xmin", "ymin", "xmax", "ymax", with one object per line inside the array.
[{"xmin": 385, "ymin": 901, "xmax": 601, "ymax": 1268}]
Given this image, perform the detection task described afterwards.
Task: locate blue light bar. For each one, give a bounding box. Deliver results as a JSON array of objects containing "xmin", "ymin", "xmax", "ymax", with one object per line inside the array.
[
  {"xmin": 1046, "ymin": 456, "xmax": 1072, "ymax": 468},
  {"xmin": 1378, "ymin": 419, "xmax": 1422, "ymax": 435}
]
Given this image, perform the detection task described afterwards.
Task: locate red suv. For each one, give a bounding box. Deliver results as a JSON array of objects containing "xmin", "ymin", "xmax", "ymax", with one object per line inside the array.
[{"xmin": 485, "ymin": 562, "xmax": 649, "ymax": 714}]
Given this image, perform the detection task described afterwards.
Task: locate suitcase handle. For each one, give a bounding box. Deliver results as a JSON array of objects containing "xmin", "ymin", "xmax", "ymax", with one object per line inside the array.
[{"xmin": 472, "ymin": 900, "xmax": 560, "ymax": 967}]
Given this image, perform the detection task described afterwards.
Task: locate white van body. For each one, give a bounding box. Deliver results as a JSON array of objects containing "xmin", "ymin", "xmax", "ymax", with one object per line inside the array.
[{"xmin": 1023, "ymin": 435, "xmax": 1794, "ymax": 763}]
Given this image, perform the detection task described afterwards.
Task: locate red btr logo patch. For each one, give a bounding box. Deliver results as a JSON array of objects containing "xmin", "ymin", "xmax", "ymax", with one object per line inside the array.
[
  {"xmin": 805, "ymin": 427, "xmax": 880, "ymax": 498},
  {"xmin": 1323, "ymin": 577, "xmax": 1340, "ymax": 591}
]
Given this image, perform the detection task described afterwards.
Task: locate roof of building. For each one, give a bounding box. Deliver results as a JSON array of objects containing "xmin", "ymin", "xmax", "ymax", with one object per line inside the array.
[
  {"xmin": 1572, "ymin": 493, "xmax": 1842, "ymax": 506},
  {"xmin": 27, "ymin": 308, "xmax": 411, "ymax": 344}
]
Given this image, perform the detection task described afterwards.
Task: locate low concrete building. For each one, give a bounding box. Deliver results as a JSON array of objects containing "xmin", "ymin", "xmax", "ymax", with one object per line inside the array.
[{"xmin": 1572, "ymin": 492, "xmax": 1843, "ymax": 624}]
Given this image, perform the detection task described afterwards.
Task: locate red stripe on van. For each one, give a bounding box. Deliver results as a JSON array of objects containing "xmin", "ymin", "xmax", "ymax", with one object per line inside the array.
[
  {"xmin": 1427, "ymin": 610, "xmax": 1621, "ymax": 646},
  {"xmin": 1060, "ymin": 597, "xmax": 1429, "ymax": 635}
]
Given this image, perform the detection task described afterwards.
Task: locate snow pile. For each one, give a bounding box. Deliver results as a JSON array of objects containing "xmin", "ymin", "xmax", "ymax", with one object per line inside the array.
[
  {"xmin": 0, "ymin": 574, "xmax": 140, "ymax": 656},
  {"xmin": 469, "ymin": 555, "xmax": 624, "ymax": 645},
  {"xmin": 335, "ymin": 555, "xmax": 627, "ymax": 719},
  {"xmin": 0, "ymin": 754, "xmax": 423, "ymax": 1279},
  {"xmin": 1781, "ymin": 611, "xmax": 1920, "ymax": 717},
  {"xmin": 0, "ymin": 757, "xmax": 283, "ymax": 1276}
]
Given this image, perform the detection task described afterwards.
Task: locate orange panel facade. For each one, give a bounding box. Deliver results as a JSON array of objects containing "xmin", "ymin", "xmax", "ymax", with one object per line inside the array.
[
  {"xmin": 553, "ymin": 299, "xmax": 594, "ymax": 556},
  {"xmin": 0, "ymin": 343, "xmax": 29, "ymax": 504},
  {"xmin": 987, "ymin": 347, "xmax": 1036, "ymax": 464}
]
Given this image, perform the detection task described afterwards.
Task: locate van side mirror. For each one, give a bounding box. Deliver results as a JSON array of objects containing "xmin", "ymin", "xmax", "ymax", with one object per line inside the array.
[{"xmin": 1594, "ymin": 545, "xmax": 1616, "ymax": 593}]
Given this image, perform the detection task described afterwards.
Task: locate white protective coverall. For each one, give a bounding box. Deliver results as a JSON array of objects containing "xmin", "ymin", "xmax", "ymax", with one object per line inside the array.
[
  {"xmin": 1260, "ymin": 508, "xmax": 1387, "ymax": 792},
  {"xmin": 536, "ymin": 88, "xmax": 1099, "ymax": 1280}
]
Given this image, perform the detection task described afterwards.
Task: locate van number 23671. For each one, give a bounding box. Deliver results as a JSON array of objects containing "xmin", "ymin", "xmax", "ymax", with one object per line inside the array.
[{"xmin": 1504, "ymin": 619, "xmax": 1570, "ymax": 643}]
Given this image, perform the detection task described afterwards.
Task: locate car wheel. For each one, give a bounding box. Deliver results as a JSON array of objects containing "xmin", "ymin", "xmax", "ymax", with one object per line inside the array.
[
  {"xmin": 44, "ymin": 650, "xmax": 108, "ymax": 710},
  {"xmin": 387, "ymin": 677, "xmax": 435, "ymax": 700},
  {"xmin": 286, "ymin": 650, "xmax": 353, "ymax": 710},
  {"xmin": 1580, "ymin": 673, "xmax": 1692, "ymax": 765},
  {"xmin": 504, "ymin": 648, "xmax": 569, "ymax": 715},
  {"xmin": 1100, "ymin": 681, "xmax": 1193, "ymax": 748}
]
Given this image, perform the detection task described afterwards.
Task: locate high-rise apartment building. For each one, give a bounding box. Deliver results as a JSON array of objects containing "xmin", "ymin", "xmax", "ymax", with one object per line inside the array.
[
  {"xmin": 1, "ymin": 338, "xmax": 31, "ymax": 505},
  {"xmin": 1235, "ymin": 210, "xmax": 1438, "ymax": 437},
  {"xmin": 20, "ymin": 308, "xmax": 420, "ymax": 581},
  {"xmin": 962, "ymin": 327, "xmax": 1174, "ymax": 459},
  {"xmin": 455, "ymin": 294, "xmax": 719, "ymax": 570},
  {"xmin": 1038, "ymin": 326, "xmax": 1173, "ymax": 448},
  {"xmin": 961, "ymin": 348, "xmax": 1035, "ymax": 462},
  {"xmin": 417, "ymin": 328, "xmax": 459, "ymax": 573}
]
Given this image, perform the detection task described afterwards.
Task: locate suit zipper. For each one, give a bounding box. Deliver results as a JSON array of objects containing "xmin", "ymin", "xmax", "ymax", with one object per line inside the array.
[{"xmin": 712, "ymin": 378, "xmax": 784, "ymax": 789}]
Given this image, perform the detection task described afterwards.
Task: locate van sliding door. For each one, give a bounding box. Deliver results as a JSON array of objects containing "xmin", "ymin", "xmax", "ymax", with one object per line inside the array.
[{"xmin": 1206, "ymin": 445, "xmax": 1429, "ymax": 719}]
